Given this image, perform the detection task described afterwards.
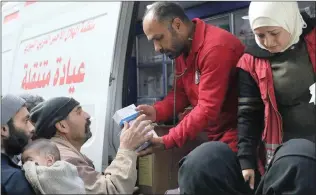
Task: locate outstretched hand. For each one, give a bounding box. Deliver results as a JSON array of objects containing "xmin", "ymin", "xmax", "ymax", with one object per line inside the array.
[{"xmin": 137, "ymin": 136, "xmax": 165, "ymax": 157}]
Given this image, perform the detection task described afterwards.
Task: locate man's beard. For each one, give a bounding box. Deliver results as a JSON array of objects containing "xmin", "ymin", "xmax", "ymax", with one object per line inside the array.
[
  {"xmin": 165, "ymin": 29, "xmax": 185, "ymax": 60},
  {"xmin": 84, "ymin": 119, "xmax": 92, "ymax": 142},
  {"xmin": 3, "ymin": 123, "xmax": 30, "ymax": 156}
]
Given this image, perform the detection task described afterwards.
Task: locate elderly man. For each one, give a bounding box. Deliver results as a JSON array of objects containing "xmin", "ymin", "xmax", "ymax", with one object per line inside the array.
[
  {"xmin": 137, "ymin": 2, "xmax": 245, "ymax": 154},
  {"xmin": 1, "ymin": 94, "xmax": 35, "ymax": 195},
  {"xmin": 30, "ymin": 96, "xmax": 154, "ymax": 194}
]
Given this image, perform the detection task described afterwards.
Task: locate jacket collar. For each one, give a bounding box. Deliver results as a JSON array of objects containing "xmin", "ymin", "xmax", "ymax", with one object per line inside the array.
[
  {"xmin": 51, "ymin": 136, "xmax": 94, "ymax": 166},
  {"xmin": 1, "ymin": 153, "xmax": 20, "ymax": 168},
  {"xmin": 191, "ymin": 18, "xmax": 205, "ymax": 54},
  {"xmin": 245, "ymin": 13, "xmax": 316, "ymax": 59},
  {"xmin": 177, "ymin": 18, "xmax": 205, "ymax": 67}
]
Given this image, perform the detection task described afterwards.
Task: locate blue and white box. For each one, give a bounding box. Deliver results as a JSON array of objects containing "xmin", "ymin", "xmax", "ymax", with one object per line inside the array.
[{"xmin": 112, "ymin": 104, "xmax": 157, "ymax": 152}]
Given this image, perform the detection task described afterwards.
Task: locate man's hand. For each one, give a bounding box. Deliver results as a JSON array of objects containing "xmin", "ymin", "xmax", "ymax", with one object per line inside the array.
[
  {"xmin": 137, "ymin": 136, "xmax": 165, "ymax": 157},
  {"xmin": 242, "ymin": 169, "xmax": 255, "ymax": 190},
  {"xmin": 136, "ymin": 105, "xmax": 157, "ymax": 122},
  {"xmin": 119, "ymin": 114, "xmax": 154, "ymax": 151}
]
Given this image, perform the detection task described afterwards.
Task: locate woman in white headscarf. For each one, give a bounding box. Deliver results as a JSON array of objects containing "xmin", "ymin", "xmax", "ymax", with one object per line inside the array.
[{"xmin": 236, "ymin": 1, "xmax": 316, "ymax": 194}]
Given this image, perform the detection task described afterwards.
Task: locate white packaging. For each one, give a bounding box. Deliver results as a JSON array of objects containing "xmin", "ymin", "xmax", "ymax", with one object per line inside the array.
[
  {"xmin": 112, "ymin": 104, "xmax": 157, "ymax": 152},
  {"xmin": 113, "ymin": 104, "xmax": 139, "ymax": 126}
]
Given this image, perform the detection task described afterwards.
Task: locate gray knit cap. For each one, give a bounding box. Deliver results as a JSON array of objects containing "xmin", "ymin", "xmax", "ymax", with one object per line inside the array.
[
  {"xmin": 1, "ymin": 94, "xmax": 26, "ymax": 125},
  {"xmin": 30, "ymin": 97, "xmax": 79, "ymax": 139}
]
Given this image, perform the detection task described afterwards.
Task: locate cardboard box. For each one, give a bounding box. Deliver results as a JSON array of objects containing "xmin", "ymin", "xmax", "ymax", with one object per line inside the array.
[{"xmin": 137, "ymin": 126, "xmax": 207, "ymax": 194}]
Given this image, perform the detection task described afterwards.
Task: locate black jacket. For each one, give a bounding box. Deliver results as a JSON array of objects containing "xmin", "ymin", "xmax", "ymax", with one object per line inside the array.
[{"xmin": 1, "ymin": 153, "xmax": 35, "ymax": 195}]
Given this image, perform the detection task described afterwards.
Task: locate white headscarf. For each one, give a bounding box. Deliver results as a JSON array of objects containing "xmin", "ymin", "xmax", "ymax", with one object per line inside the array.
[{"xmin": 248, "ymin": 2, "xmax": 307, "ymax": 52}]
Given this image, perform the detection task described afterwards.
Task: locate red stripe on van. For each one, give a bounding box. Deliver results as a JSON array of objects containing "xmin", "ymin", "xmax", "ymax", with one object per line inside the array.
[
  {"xmin": 3, "ymin": 11, "xmax": 19, "ymax": 24},
  {"xmin": 25, "ymin": 1, "xmax": 37, "ymax": 7}
]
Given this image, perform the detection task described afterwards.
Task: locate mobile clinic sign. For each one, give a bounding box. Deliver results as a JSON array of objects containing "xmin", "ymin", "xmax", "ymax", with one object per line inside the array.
[{"xmin": 6, "ymin": 2, "xmax": 122, "ymax": 171}]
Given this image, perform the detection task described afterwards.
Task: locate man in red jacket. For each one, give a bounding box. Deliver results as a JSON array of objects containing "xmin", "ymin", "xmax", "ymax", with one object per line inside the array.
[{"xmin": 137, "ymin": 2, "xmax": 245, "ymax": 154}]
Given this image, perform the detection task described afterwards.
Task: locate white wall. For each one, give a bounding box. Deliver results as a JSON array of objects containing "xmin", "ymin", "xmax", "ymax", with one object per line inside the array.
[{"xmin": 2, "ymin": 2, "xmax": 123, "ymax": 172}]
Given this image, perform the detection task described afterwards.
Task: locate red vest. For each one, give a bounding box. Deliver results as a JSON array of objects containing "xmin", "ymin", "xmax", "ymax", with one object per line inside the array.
[{"xmin": 237, "ymin": 28, "xmax": 316, "ymax": 174}]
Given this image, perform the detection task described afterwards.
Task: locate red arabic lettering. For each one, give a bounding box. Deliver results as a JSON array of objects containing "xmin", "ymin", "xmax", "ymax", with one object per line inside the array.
[
  {"xmin": 68, "ymin": 86, "xmax": 75, "ymax": 94},
  {"xmin": 54, "ymin": 58, "xmax": 85, "ymax": 86},
  {"xmin": 43, "ymin": 60, "xmax": 48, "ymax": 66},
  {"xmin": 28, "ymin": 68, "xmax": 31, "ymax": 83},
  {"xmin": 60, "ymin": 30, "xmax": 67, "ymax": 41},
  {"xmin": 22, "ymin": 68, "xmax": 51, "ymax": 90},
  {"xmin": 60, "ymin": 64, "xmax": 66, "ymax": 85},
  {"xmin": 36, "ymin": 35, "xmax": 51, "ymax": 51},
  {"xmin": 72, "ymin": 62, "xmax": 85, "ymax": 83},
  {"xmin": 65, "ymin": 59, "xmax": 72, "ymax": 84},
  {"xmin": 50, "ymin": 33, "xmax": 59, "ymax": 45},
  {"xmin": 22, "ymin": 57, "xmax": 86, "ymax": 90},
  {"xmin": 24, "ymin": 41, "xmax": 36, "ymax": 54},
  {"xmin": 64, "ymin": 24, "xmax": 82, "ymax": 42},
  {"xmin": 23, "ymin": 19, "xmax": 96, "ymax": 54},
  {"xmin": 81, "ymin": 21, "xmax": 95, "ymax": 33},
  {"xmin": 56, "ymin": 57, "xmax": 62, "ymax": 64},
  {"xmin": 20, "ymin": 57, "xmax": 85, "ymax": 91},
  {"xmin": 53, "ymin": 68, "xmax": 60, "ymax": 86}
]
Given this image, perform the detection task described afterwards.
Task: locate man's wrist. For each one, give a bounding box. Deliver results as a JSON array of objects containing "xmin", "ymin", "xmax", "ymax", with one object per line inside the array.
[
  {"xmin": 157, "ymin": 137, "xmax": 164, "ymax": 144},
  {"xmin": 117, "ymin": 147, "xmax": 137, "ymax": 155},
  {"xmin": 157, "ymin": 137, "xmax": 166, "ymax": 150},
  {"xmin": 118, "ymin": 144, "xmax": 134, "ymax": 152},
  {"xmin": 162, "ymin": 134, "xmax": 175, "ymax": 149}
]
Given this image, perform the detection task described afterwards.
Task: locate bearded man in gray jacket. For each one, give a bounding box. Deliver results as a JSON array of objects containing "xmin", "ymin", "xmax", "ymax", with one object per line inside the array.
[{"xmin": 31, "ymin": 97, "xmax": 154, "ymax": 194}]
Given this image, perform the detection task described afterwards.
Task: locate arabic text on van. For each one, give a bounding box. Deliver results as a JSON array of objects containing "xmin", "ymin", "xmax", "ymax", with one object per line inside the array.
[
  {"xmin": 21, "ymin": 57, "xmax": 85, "ymax": 94},
  {"xmin": 23, "ymin": 20, "xmax": 95, "ymax": 54},
  {"xmin": 21, "ymin": 19, "xmax": 96, "ymax": 93}
]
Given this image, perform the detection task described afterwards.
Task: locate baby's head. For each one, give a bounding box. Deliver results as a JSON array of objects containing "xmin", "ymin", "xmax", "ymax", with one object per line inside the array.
[{"xmin": 22, "ymin": 138, "xmax": 60, "ymax": 166}]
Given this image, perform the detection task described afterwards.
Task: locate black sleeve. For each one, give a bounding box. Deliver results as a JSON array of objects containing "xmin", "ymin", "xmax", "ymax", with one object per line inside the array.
[
  {"xmin": 237, "ymin": 68, "xmax": 264, "ymax": 170},
  {"xmin": 6, "ymin": 171, "xmax": 35, "ymax": 195}
]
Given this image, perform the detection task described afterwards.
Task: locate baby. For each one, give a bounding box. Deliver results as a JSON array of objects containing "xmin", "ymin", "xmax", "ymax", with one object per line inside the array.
[{"xmin": 22, "ymin": 139, "xmax": 86, "ymax": 194}]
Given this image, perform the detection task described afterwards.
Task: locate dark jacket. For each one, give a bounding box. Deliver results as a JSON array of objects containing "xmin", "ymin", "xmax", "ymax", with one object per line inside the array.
[
  {"xmin": 1, "ymin": 153, "xmax": 35, "ymax": 195},
  {"xmin": 236, "ymin": 14, "xmax": 316, "ymax": 175}
]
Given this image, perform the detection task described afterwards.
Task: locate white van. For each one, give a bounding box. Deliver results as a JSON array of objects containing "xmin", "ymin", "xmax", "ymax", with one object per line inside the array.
[
  {"xmin": 3, "ymin": 1, "xmax": 315, "ymax": 173},
  {"xmin": 2, "ymin": 1, "xmax": 137, "ymax": 172}
]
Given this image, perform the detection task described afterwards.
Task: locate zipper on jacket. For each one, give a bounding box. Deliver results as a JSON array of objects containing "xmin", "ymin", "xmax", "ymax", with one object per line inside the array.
[{"xmin": 267, "ymin": 91, "xmax": 283, "ymax": 143}]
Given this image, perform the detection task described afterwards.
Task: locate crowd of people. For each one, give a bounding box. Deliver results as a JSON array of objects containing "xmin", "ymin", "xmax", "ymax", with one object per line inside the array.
[{"xmin": 2, "ymin": 1, "xmax": 315, "ymax": 195}]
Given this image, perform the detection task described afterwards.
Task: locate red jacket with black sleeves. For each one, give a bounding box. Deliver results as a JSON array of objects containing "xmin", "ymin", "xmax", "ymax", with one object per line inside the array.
[{"xmin": 236, "ymin": 14, "xmax": 316, "ymax": 175}]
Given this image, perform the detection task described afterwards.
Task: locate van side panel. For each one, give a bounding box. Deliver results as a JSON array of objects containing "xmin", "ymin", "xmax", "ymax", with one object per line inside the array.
[{"xmin": 6, "ymin": 2, "xmax": 122, "ymax": 172}]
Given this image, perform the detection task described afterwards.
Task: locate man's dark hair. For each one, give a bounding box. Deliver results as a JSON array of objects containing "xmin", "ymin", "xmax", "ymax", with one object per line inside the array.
[
  {"xmin": 19, "ymin": 94, "xmax": 45, "ymax": 112},
  {"xmin": 143, "ymin": 2, "xmax": 190, "ymax": 24},
  {"xmin": 22, "ymin": 138, "xmax": 61, "ymax": 162}
]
